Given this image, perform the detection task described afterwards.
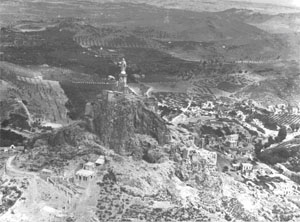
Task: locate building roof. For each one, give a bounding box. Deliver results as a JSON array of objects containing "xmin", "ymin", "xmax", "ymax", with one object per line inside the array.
[
  {"xmin": 76, "ymin": 169, "xmax": 95, "ymax": 177},
  {"xmin": 84, "ymin": 162, "xmax": 95, "ymax": 166},
  {"xmin": 242, "ymin": 163, "xmax": 253, "ymax": 167},
  {"xmin": 41, "ymin": 169, "xmax": 53, "ymax": 174},
  {"xmin": 95, "ymin": 156, "xmax": 105, "ymax": 165}
]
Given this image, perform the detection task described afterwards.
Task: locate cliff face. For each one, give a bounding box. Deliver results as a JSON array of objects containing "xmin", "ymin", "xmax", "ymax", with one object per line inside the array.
[
  {"xmin": 0, "ymin": 63, "xmax": 70, "ymax": 128},
  {"xmin": 92, "ymin": 95, "xmax": 170, "ymax": 156}
]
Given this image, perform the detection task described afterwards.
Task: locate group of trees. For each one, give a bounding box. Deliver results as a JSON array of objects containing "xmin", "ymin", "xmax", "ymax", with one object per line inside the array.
[
  {"xmin": 264, "ymin": 126, "xmax": 287, "ymax": 149},
  {"xmin": 255, "ymin": 126, "xmax": 287, "ymax": 157}
]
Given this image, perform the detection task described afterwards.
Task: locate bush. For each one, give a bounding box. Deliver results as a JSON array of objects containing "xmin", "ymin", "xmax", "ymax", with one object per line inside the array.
[
  {"xmin": 223, "ymin": 166, "xmax": 229, "ymax": 172},
  {"xmin": 275, "ymin": 127, "xmax": 287, "ymax": 143}
]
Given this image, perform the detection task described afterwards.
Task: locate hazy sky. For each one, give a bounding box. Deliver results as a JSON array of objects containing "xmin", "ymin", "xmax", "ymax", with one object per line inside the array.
[{"xmin": 235, "ymin": 0, "xmax": 300, "ymax": 7}]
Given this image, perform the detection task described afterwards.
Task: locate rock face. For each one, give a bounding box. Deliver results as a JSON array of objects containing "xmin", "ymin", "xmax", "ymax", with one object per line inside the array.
[
  {"xmin": 0, "ymin": 62, "xmax": 70, "ymax": 128},
  {"xmin": 92, "ymin": 94, "xmax": 170, "ymax": 156}
]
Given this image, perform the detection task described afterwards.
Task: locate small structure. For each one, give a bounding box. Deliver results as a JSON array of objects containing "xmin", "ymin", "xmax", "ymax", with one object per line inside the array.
[
  {"xmin": 291, "ymin": 106, "xmax": 299, "ymax": 115},
  {"xmin": 267, "ymin": 105, "xmax": 275, "ymax": 112},
  {"xmin": 202, "ymin": 101, "xmax": 214, "ymax": 109},
  {"xmin": 40, "ymin": 169, "xmax": 54, "ymax": 179},
  {"xmin": 83, "ymin": 162, "xmax": 95, "ymax": 171},
  {"xmin": 102, "ymin": 90, "xmax": 122, "ymax": 102},
  {"xmin": 95, "ymin": 155, "xmax": 105, "ymax": 166},
  {"xmin": 75, "ymin": 169, "xmax": 95, "ymax": 183},
  {"xmin": 277, "ymin": 104, "xmax": 287, "ymax": 110},
  {"xmin": 241, "ymin": 163, "xmax": 253, "ymax": 175},
  {"xmin": 231, "ymin": 162, "xmax": 240, "ymax": 171},
  {"xmin": 273, "ymin": 183, "xmax": 293, "ymax": 196},
  {"xmin": 199, "ymin": 149, "xmax": 217, "ymax": 167},
  {"xmin": 274, "ymin": 108, "xmax": 282, "ymax": 115},
  {"xmin": 226, "ymin": 134, "xmax": 239, "ymax": 148},
  {"xmin": 243, "ymin": 150, "xmax": 254, "ymax": 160},
  {"xmin": 197, "ymin": 137, "xmax": 206, "ymax": 149}
]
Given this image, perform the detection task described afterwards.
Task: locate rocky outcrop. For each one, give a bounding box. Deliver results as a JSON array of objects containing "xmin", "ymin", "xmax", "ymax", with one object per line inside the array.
[{"xmin": 92, "ymin": 95, "xmax": 170, "ymax": 157}]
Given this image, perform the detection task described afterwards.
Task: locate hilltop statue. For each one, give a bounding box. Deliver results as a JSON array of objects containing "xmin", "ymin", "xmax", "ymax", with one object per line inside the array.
[
  {"xmin": 118, "ymin": 58, "xmax": 128, "ymax": 92},
  {"xmin": 120, "ymin": 58, "xmax": 127, "ymax": 74}
]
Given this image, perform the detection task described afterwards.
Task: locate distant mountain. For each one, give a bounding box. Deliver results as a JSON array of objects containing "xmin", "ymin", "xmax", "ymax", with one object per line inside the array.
[
  {"xmin": 111, "ymin": 0, "xmax": 300, "ymax": 14},
  {"xmin": 219, "ymin": 8, "xmax": 300, "ymax": 33}
]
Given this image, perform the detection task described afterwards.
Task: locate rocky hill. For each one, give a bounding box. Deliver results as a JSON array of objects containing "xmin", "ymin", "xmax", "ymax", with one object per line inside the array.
[
  {"xmin": 13, "ymin": 94, "xmax": 300, "ymax": 221},
  {"xmin": 91, "ymin": 94, "xmax": 170, "ymax": 158}
]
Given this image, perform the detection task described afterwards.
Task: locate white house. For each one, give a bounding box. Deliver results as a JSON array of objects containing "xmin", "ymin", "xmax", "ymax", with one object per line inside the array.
[
  {"xmin": 83, "ymin": 162, "xmax": 95, "ymax": 171},
  {"xmin": 75, "ymin": 169, "xmax": 95, "ymax": 183},
  {"xmin": 241, "ymin": 163, "xmax": 253, "ymax": 173},
  {"xmin": 273, "ymin": 183, "xmax": 293, "ymax": 196},
  {"xmin": 202, "ymin": 101, "xmax": 215, "ymax": 109},
  {"xmin": 226, "ymin": 134, "xmax": 239, "ymax": 148},
  {"xmin": 40, "ymin": 169, "xmax": 54, "ymax": 179},
  {"xmin": 95, "ymin": 155, "xmax": 105, "ymax": 166},
  {"xmin": 274, "ymin": 108, "xmax": 282, "ymax": 115},
  {"xmin": 291, "ymin": 106, "xmax": 299, "ymax": 115}
]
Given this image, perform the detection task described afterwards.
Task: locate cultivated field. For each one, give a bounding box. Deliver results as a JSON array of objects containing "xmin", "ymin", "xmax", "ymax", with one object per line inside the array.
[{"xmin": 270, "ymin": 114, "xmax": 300, "ymax": 125}]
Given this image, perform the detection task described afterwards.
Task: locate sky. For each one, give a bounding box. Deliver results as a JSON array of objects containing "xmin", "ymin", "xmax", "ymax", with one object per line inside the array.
[{"xmin": 235, "ymin": 0, "xmax": 300, "ymax": 7}]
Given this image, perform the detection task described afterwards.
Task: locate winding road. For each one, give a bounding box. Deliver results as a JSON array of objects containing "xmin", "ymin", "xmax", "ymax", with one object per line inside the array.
[{"xmin": 5, "ymin": 156, "xmax": 36, "ymax": 178}]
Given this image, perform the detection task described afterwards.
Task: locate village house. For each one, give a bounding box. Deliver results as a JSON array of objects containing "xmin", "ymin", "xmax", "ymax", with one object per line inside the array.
[
  {"xmin": 231, "ymin": 162, "xmax": 241, "ymax": 171},
  {"xmin": 241, "ymin": 163, "xmax": 253, "ymax": 175},
  {"xmin": 207, "ymin": 120, "xmax": 225, "ymax": 128},
  {"xmin": 40, "ymin": 169, "xmax": 54, "ymax": 180},
  {"xmin": 245, "ymin": 134, "xmax": 253, "ymax": 143},
  {"xmin": 198, "ymin": 137, "xmax": 206, "ymax": 149},
  {"xmin": 239, "ymin": 147, "xmax": 254, "ymax": 160},
  {"xmin": 75, "ymin": 169, "xmax": 95, "ymax": 184},
  {"xmin": 95, "ymin": 155, "xmax": 105, "ymax": 166},
  {"xmin": 267, "ymin": 105, "xmax": 275, "ymax": 112},
  {"xmin": 252, "ymin": 166, "xmax": 267, "ymax": 176},
  {"xmin": 274, "ymin": 107, "xmax": 282, "ymax": 115},
  {"xmin": 83, "ymin": 162, "xmax": 96, "ymax": 171},
  {"xmin": 273, "ymin": 183, "xmax": 293, "ymax": 196},
  {"xmin": 226, "ymin": 134, "xmax": 239, "ymax": 148},
  {"xmin": 75, "ymin": 161, "xmax": 97, "ymax": 184},
  {"xmin": 290, "ymin": 106, "xmax": 299, "ymax": 115},
  {"xmin": 0, "ymin": 144, "xmax": 25, "ymax": 153},
  {"xmin": 202, "ymin": 101, "xmax": 215, "ymax": 110},
  {"xmin": 277, "ymin": 104, "xmax": 287, "ymax": 110}
]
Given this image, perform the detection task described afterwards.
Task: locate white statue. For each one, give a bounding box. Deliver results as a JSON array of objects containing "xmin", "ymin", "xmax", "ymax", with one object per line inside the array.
[{"xmin": 120, "ymin": 58, "xmax": 127, "ymax": 74}]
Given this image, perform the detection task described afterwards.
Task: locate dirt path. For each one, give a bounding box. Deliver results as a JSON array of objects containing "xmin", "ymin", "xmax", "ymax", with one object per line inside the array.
[
  {"xmin": 5, "ymin": 156, "xmax": 36, "ymax": 178},
  {"xmin": 71, "ymin": 179, "xmax": 99, "ymax": 222},
  {"xmin": 146, "ymin": 86, "xmax": 153, "ymax": 97}
]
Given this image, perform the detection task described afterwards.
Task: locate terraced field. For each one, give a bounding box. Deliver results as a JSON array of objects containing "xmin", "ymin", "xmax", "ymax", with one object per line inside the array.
[
  {"xmin": 270, "ymin": 114, "xmax": 300, "ymax": 125},
  {"xmin": 73, "ymin": 33, "xmax": 160, "ymax": 49}
]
